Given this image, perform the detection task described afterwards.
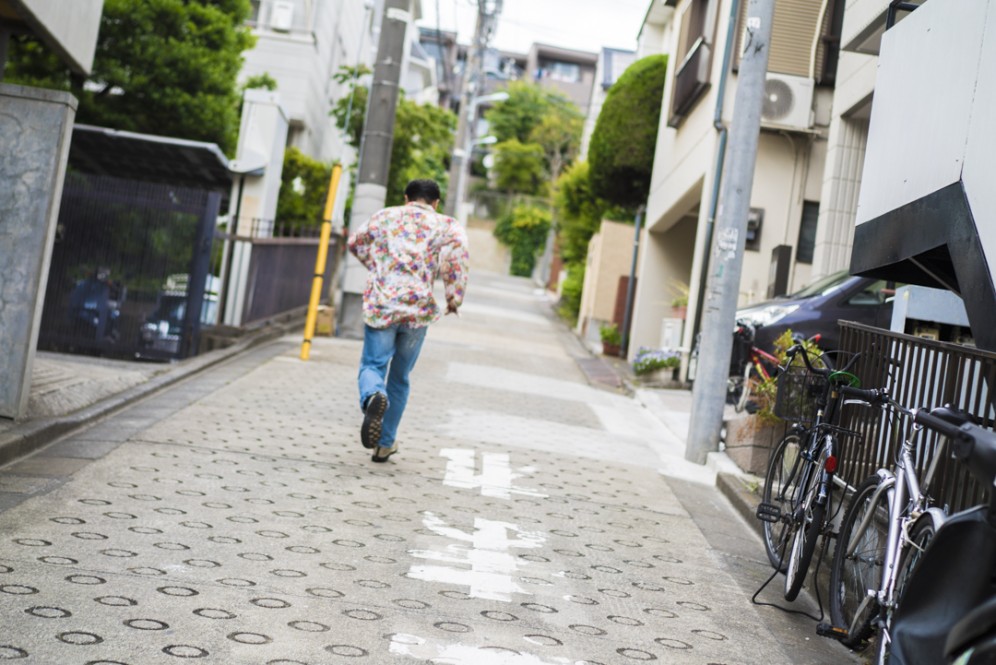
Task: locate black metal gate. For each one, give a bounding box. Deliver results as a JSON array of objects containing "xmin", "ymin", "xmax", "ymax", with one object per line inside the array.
[
  {"xmin": 838, "ymin": 321, "xmax": 996, "ymax": 512},
  {"xmin": 38, "ymin": 171, "xmax": 219, "ymax": 361}
]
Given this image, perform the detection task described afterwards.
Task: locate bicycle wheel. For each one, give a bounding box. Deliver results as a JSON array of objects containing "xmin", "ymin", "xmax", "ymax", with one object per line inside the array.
[
  {"xmin": 762, "ymin": 433, "xmax": 804, "ymax": 571},
  {"xmin": 735, "ymin": 363, "xmax": 753, "ymax": 413},
  {"xmin": 784, "ymin": 494, "xmax": 825, "ymax": 601},
  {"xmin": 830, "ymin": 475, "xmax": 889, "ymax": 650}
]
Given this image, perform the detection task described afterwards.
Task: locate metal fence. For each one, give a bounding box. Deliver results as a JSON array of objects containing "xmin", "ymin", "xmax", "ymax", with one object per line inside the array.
[
  {"xmin": 837, "ymin": 321, "xmax": 996, "ymax": 512},
  {"xmin": 38, "ymin": 171, "xmax": 219, "ymax": 361},
  {"xmin": 212, "ymin": 217, "xmax": 339, "ymax": 326}
]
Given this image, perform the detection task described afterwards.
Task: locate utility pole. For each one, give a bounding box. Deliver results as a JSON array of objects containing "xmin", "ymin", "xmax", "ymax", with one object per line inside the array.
[
  {"xmin": 337, "ymin": 0, "xmax": 414, "ymax": 339},
  {"xmin": 444, "ymin": 0, "xmax": 502, "ymax": 218},
  {"xmin": 686, "ymin": 0, "xmax": 775, "ymax": 464}
]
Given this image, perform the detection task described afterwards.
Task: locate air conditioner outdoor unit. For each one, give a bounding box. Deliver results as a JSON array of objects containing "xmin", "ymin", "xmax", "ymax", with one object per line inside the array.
[
  {"xmin": 761, "ymin": 73, "xmax": 814, "ymax": 131},
  {"xmin": 270, "ymin": 0, "xmax": 294, "ymax": 31}
]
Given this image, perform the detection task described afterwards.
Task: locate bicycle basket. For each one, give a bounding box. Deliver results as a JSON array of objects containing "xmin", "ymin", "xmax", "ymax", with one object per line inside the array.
[{"xmin": 774, "ymin": 364, "xmax": 828, "ymax": 424}]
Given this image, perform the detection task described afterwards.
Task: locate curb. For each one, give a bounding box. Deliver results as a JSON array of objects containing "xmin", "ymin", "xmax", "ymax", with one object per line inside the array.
[
  {"xmin": 0, "ymin": 315, "xmax": 305, "ymax": 468},
  {"xmin": 716, "ymin": 471, "xmax": 765, "ymax": 540}
]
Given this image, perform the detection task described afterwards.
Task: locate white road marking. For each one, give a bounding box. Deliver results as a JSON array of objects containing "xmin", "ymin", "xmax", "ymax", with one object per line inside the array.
[
  {"xmin": 407, "ymin": 512, "xmax": 545, "ymax": 602},
  {"xmin": 389, "ymin": 633, "xmax": 581, "ymax": 664},
  {"xmin": 440, "ymin": 448, "xmax": 547, "ymax": 500}
]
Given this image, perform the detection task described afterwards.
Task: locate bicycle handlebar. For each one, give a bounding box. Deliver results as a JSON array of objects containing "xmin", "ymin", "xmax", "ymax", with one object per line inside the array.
[
  {"xmin": 782, "ymin": 343, "xmax": 860, "ymax": 378},
  {"xmin": 839, "ymin": 385, "xmax": 887, "ymax": 405}
]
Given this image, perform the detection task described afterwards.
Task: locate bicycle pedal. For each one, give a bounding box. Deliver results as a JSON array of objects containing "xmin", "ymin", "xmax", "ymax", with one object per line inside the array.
[
  {"xmin": 756, "ymin": 502, "xmax": 781, "ymax": 523},
  {"xmin": 816, "ymin": 623, "xmax": 849, "ymax": 641}
]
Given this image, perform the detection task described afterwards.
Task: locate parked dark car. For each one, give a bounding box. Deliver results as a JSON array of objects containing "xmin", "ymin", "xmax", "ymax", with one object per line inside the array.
[{"xmin": 735, "ymin": 270, "xmax": 898, "ymax": 353}]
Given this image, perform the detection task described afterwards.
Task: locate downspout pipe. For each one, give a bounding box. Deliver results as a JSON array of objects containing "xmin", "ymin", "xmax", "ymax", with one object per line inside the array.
[{"xmin": 691, "ymin": 0, "xmax": 741, "ymax": 360}]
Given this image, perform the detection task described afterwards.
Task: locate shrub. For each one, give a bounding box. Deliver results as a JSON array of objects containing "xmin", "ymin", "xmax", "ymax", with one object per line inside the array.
[
  {"xmin": 599, "ymin": 323, "xmax": 622, "ymax": 346},
  {"xmin": 493, "ymin": 204, "xmax": 552, "ymax": 277}
]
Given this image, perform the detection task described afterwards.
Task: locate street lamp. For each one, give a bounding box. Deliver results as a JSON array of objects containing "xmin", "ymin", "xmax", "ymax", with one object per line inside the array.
[{"xmin": 451, "ymin": 91, "xmax": 508, "ymax": 220}]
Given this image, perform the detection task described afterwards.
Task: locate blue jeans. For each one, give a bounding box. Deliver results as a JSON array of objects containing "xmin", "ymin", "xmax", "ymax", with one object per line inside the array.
[{"xmin": 358, "ymin": 323, "xmax": 428, "ymax": 447}]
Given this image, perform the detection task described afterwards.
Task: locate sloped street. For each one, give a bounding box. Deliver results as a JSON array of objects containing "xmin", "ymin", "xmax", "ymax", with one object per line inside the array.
[{"xmin": 0, "ymin": 272, "xmax": 856, "ymax": 664}]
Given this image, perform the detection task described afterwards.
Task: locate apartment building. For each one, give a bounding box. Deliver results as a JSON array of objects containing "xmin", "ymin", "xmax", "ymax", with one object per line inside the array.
[
  {"xmin": 241, "ymin": 0, "xmax": 382, "ymax": 164},
  {"xmin": 580, "ymin": 47, "xmax": 637, "ymax": 159},
  {"xmin": 627, "ymin": 0, "xmax": 845, "ymax": 363}
]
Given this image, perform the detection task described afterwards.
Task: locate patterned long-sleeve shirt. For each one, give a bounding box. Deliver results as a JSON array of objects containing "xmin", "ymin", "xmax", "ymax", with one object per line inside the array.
[{"xmin": 348, "ymin": 202, "xmax": 469, "ymax": 329}]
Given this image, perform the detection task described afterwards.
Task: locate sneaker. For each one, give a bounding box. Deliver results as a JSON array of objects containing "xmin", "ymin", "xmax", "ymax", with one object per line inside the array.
[
  {"xmin": 371, "ymin": 442, "xmax": 398, "ymax": 463},
  {"xmin": 360, "ymin": 392, "xmax": 388, "ymax": 449}
]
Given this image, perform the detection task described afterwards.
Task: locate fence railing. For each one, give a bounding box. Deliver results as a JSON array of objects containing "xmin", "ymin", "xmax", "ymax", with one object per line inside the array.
[{"xmin": 837, "ymin": 321, "xmax": 996, "ymax": 512}]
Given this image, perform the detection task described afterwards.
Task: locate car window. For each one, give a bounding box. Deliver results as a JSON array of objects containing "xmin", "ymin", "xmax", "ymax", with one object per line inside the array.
[
  {"xmin": 788, "ymin": 270, "xmax": 851, "ymax": 298},
  {"xmin": 847, "ymin": 280, "xmax": 893, "ymax": 306}
]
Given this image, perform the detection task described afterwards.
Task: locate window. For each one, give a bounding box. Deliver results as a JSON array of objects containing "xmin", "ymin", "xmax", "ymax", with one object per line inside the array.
[
  {"xmin": 796, "ymin": 201, "xmax": 819, "ymax": 264},
  {"xmin": 537, "ymin": 60, "xmax": 581, "ymax": 83},
  {"xmin": 668, "ymin": 0, "xmax": 718, "ymax": 126}
]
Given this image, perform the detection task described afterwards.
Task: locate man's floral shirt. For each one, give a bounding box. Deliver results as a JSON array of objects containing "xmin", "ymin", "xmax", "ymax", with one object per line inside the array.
[{"xmin": 348, "ymin": 202, "xmax": 469, "ymax": 329}]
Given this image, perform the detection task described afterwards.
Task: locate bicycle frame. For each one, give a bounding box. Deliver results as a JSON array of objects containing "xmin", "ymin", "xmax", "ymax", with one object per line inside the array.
[{"xmin": 842, "ymin": 420, "xmax": 948, "ymax": 651}]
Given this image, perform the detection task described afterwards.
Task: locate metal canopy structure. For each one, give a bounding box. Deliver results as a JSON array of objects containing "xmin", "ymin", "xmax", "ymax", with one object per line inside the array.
[{"xmin": 69, "ymin": 124, "xmax": 233, "ymax": 204}]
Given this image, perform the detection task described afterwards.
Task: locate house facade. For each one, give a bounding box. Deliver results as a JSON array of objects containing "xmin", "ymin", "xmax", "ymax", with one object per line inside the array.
[
  {"xmin": 242, "ymin": 0, "xmax": 384, "ymax": 165},
  {"xmin": 628, "ymin": 0, "xmax": 845, "ymax": 366}
]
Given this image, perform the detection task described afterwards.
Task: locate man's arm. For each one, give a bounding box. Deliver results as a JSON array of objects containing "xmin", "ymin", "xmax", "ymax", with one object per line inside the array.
[
  {"xmin": 441, "ymin": 222, "xmax": 469, "ymax": 313},
  {"xmin": 347, "ymin": 213, "xmax": 379, "ymax": 270}
]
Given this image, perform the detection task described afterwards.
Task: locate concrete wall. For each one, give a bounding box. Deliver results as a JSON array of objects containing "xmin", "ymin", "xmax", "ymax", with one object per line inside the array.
[
  {"xmin": 0, "ymin": 84, "xmax": 77, "ymax": 419},
  {"xmin": 5, "ymin": 0, "xmax": 103, "ymax": 74},
  {"xmin": 577, "ymin": 220, "xmax": 636, "ymax": 336}
]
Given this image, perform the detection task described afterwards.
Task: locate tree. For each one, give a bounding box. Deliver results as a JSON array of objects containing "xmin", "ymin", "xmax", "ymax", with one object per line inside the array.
[
  {"xmin": 485, "ymin": 81, "xmax": 583, "ymax": 183},
  {"xmin": 5, "ymin": 0, "xmax": 256, "ymax": 155},
  {"xmin": 331, "ymin": 67, "xmax": 457, "ymax": 208},
  {"xmin": 529, "ymin": 105, "xmax": 584, "ymax": 184},
  {"xmin": 485, "ymin": 81, "xmax": 560, "ymax": 144},
  {"xmin": 492, "ymin": 140, "xmax": 547, "ymax": 196},
  {"xmin": 275, "ymin": 148, "xmax": 334, "ymax": 232},
  {"xmin": 588, "ymin": 54, "xmax": 668, "ymax": 208},
  {"xmin": 493, "ymin": 204, "xmax": 552, "ymax": 277}
]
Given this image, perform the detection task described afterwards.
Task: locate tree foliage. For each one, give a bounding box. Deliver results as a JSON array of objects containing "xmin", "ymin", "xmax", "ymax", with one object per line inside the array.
[
  {"xmin": 493, "ymin": 204, "xmax": 552, "ymax": 277},
  {"xmin": 492, "ymin": 139, "xmax": 547, "ymax": 196},
  {"xmin": 588, "ymin": 54, "xmax": 668, "ymax": 208},
  {"xmin": 484, "ymin": 81, "xmax": 583, "ymax": 191},
  {"xmin": 554, "ymin": 161, "xmax": 606, "ymax": 265},
  {"xmin": 485, "ymin": 81, "xmax": 560, "ymax": 144},
  {"xmin": 275, "ymin": 147, "xmax": 334, "ymax": 231},
  {"xmin": 5, "ymin": 0, "xmax": 256, "ymax": 155},
  {"xmin": 332, "ymin": 67, "xmax": 456, "ymax": 207}
]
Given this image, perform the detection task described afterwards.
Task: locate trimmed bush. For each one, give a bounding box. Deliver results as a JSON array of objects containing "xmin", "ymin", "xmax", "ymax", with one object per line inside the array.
[{"xmin": 588, "ymin": 54, "xmax": 668, "ymax": 208}]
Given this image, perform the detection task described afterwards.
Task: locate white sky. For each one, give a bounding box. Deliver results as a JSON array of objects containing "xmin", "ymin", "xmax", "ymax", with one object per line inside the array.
[{"xmin": 416, "ymin": 0, "xmax": 651, "ymax": 55}]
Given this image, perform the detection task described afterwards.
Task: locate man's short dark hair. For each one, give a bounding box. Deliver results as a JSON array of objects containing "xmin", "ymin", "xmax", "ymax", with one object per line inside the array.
[{"xmin": 405, "ymin": 179, "xmax": 441, "ymax": 203}]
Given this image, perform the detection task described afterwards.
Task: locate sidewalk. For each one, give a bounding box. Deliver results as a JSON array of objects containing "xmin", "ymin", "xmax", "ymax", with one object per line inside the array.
[{"xmin": 0, "ymin": 315, "xmax": 303, "ymax": 469}]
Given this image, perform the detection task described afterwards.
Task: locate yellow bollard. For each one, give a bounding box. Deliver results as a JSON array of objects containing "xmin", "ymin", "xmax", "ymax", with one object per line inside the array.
[{"xmin": 300, "ymin": 164, "xmax": 343, "ymax": 360}]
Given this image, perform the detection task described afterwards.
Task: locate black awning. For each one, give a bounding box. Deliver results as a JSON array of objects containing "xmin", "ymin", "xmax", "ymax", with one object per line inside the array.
[{"xmin": 69, "ymin": 124, "xmax": 233, "ymax": 194}]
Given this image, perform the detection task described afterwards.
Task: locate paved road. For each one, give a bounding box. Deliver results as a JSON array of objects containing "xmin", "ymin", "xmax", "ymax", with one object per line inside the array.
[{"xmin": 0, "ymin": 273, "xmax": 858, "ymax": 664}]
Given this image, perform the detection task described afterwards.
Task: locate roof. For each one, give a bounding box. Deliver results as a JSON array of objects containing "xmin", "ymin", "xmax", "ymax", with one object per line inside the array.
[{"xmin": 68, "ymin": 125, "xmax": 233, "ymax": 193}]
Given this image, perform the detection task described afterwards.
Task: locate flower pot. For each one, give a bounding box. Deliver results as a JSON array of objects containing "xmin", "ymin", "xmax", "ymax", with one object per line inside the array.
[
  {"xmin": 602, "ymin": 342, "xmax": 621, "ymax": 357},
  {"xmin": 724, "ymin": 415, "xmax": 784, "ymax": 475},
  {"xmin": 671, "ymin": 305, "xmax": 687, "ymax": 320}
]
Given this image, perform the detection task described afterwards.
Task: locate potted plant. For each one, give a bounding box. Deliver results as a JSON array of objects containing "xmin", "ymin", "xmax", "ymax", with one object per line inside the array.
[
  {"xmin": 631, "ymin": 346, "xmax": 681, "ymax": 383},
  {"xmin": 669, "ymin": 280, "xmax": 689, "ymax": 320},
  {"xmin": 599, "ymin": 322, "xmax": 622, "ymax": 357}
]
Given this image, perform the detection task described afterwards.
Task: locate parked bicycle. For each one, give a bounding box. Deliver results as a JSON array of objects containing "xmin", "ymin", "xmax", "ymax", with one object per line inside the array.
[
  {"xmin": 887, "ymin": 409, "xmax": 996, "ymax": 664},
  {"xmin": 725, "ymin": 320, "xmax": 822, "ymax": 414},
  {"xmin": 824, "ymin": 404, "xmax": 990, "ymax": 662},
  {"xmin": 757, "ymin": 343, "xmax": 881, "ymax": 601}
]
